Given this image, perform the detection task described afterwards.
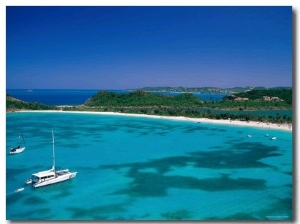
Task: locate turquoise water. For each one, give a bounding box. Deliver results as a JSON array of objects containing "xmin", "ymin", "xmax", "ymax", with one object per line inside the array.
[{"xmin": 6, "ymin": 112, "xmax": 292, "ymax": 220}]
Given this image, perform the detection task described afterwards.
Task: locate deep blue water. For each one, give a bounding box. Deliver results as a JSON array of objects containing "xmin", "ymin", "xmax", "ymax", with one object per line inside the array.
[
  {"xmin": 6, "ymin": 112, "xmax": 292, "ymax": 221},
  {"xmin": 6, "ymin": 89, "xmax": 227, "ymax": 106},
  {"xmin": 6, "ymin": 89, "xmax": 102, "ymax": 106}
]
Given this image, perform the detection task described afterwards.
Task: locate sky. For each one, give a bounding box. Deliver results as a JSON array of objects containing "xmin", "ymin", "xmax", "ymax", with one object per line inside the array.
[{"xmin": 6, "ymin": 6, "xmax": 292, "ymax": 89}]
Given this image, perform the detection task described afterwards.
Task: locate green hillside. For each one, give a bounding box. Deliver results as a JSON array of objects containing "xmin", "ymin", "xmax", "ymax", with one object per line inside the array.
[
  {"xmin": 6, "ymin": 94, "xmax": 57, "ymax": 112},
  {"xmin": 223, "ymin": 89, "xmax": 292, "ymax": 104},
  {"xmin": 85, "ymin": 90, "xmax": 203, "ymax": 107}
]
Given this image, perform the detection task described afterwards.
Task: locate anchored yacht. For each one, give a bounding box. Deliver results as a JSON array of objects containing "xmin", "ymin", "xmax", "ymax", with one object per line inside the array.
[{"xmin": 26, "ymin": 130, "xmax": 77, "ymax": 188}]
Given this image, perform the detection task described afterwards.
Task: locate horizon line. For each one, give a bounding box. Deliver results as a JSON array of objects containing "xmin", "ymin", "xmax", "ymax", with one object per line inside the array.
[{"xmin": 6, "ymin": 86, "xmax": 293, "ymax": 90}]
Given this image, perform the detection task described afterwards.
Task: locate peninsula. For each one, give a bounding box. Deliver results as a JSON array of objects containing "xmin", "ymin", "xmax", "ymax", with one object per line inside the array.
[{"xmin": 6, "ymin": 88, "xmax": 292, "ymax": 128}]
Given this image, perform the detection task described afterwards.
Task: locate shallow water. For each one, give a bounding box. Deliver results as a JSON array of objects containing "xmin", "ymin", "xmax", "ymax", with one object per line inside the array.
[{"xmin": 6, "ymin": 112, "xmax": 292, "ymax": 220}]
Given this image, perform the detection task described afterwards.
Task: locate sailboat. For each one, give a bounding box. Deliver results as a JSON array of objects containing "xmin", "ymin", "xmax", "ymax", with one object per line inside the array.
[
  {"xmin": 9, "ymin": 126, "xmax": 26, "ymax": 154},
  {"xmin": 26, "ymin": 130, "xmax": 77, "ymax": 188}
]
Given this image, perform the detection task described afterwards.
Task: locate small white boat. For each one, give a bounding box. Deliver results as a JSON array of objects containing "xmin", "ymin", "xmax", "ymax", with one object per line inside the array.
[
  {"xmin": 9, "ymin": 145, "xmax": 25, "ymax": 154},
  {"xmin": 9, "ymin": 126, "xmax": 26, "ymax": 154},
  {"xmin": 26, "ymin": 130, "xmax": 77, "ymax": 188},
  {"xmin": 26, "ymin": 179, "xmax": 32, "ymax": 184},
  {"xmin": 248, "ymin": 135, "xmax": 252, "ymax": 138},
  {"xmin": 271, "ymin": 137, "xmax": 277, "ymax": 140},
  {"xmin": 14, "ymin": 188, "xmax": 24, "ymax": 193}
]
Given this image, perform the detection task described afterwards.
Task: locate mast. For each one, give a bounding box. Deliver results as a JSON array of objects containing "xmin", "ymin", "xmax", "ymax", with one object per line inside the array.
[
  {"xmin": 18, "ymin": 126, "xmax": 21, "ymax": 146},
  {"xmin": 20, "ymin": 126, "xmax": 25, "ymax": 146},
  {"xmin": 52, "ymin": 130, "xmax": 55, "ymax": 171}
]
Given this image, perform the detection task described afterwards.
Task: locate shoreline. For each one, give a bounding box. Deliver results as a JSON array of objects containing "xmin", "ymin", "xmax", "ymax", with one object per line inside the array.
[{"xmin": 13, "ymin": 110, "xmax": 293, "ymax": 132}]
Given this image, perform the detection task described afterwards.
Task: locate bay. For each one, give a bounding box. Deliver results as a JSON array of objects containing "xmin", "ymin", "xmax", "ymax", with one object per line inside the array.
[{"xmin": 6, "ymin": 112, "xmax": 292, "ymax": 220}]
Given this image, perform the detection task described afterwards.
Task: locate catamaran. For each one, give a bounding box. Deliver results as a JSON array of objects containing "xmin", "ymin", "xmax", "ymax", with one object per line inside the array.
[
  {"xmin": 26, "ymin": 130, "xmax": 77, "ymax": 188},
  {"xmin": 9, "ymin": 126, "xmax": 26, "ymax": 154}
]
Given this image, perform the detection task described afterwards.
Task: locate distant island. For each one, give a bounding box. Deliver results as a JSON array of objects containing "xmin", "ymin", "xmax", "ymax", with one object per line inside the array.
[
  {"xmin": 127, "ymin": 86, "xmax": 292, "ymax": 94},
  {"xmin": 6, "ymin": 88, "xmax": 292, "ymax": 124}
]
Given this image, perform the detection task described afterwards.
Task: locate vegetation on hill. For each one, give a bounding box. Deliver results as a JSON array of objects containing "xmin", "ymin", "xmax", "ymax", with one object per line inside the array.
[
  {"xmin": 85, "ymin": 89, "xmax": 292, "ymax": 110},
  {"xmin": 75, "ymin": 89, "xmax": 292, "ymax": 124},
  {"xmin": 85, "ymin": 90, "xmax": 203, "ymax": 107},
  {"xmin": 6, "ymin": 94, "xmax": 57, "ymax": 112},
  {"xmin": 212, "ymin": 89, "xmax": 292, "ymax": 111},
  {"xmin": 223, "ymin": 88, "xmax": 292, "ymax": 103}
]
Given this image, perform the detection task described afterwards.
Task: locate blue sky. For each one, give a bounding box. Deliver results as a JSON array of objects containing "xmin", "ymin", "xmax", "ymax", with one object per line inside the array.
[{"xmin": 6, "ymin": 6, "xmax": 292, "ymax": 89}]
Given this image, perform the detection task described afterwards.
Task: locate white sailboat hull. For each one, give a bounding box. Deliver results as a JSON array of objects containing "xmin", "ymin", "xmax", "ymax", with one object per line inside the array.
[
  {"xmin": 9, "ymin": 125, "xmax": 26, "ymax": 154},
  {"xmin": 33, "ymin": 170, "xmax": 77, "ymax": 188},
  {"xmin": 9, "ymin": 146, "xmax": 25, "ymax": 154}
]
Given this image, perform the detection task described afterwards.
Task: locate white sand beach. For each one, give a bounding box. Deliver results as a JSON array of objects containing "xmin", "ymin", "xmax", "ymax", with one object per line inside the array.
[{"xmin": 15, "ymin": 110, "xmax": 293, "ymax": 132}]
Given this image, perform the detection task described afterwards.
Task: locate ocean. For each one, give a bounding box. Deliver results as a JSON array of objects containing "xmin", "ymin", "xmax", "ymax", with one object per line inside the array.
[
  {"xmin": 6, "ymin": 89, "xmax": 102, "ymax": 106},
  {"xmin": 6, "ymin": 112, "xmax": 292, "ymax": 220}
]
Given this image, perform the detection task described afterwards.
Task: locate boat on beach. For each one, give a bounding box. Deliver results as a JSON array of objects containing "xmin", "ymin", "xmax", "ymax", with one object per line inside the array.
[
  {"xmin": 9, "ymin": 126, "xmax": 26, "ymax": 154},
  {"xmin": 26, "ymin": 130, "xmax": 77, "ymax": 188}
]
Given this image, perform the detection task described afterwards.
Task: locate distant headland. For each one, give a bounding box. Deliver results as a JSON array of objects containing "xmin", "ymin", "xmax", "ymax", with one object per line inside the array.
[{"xmin": 127, "ymin": 86, "xmax": 292, "ymax": 94}]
